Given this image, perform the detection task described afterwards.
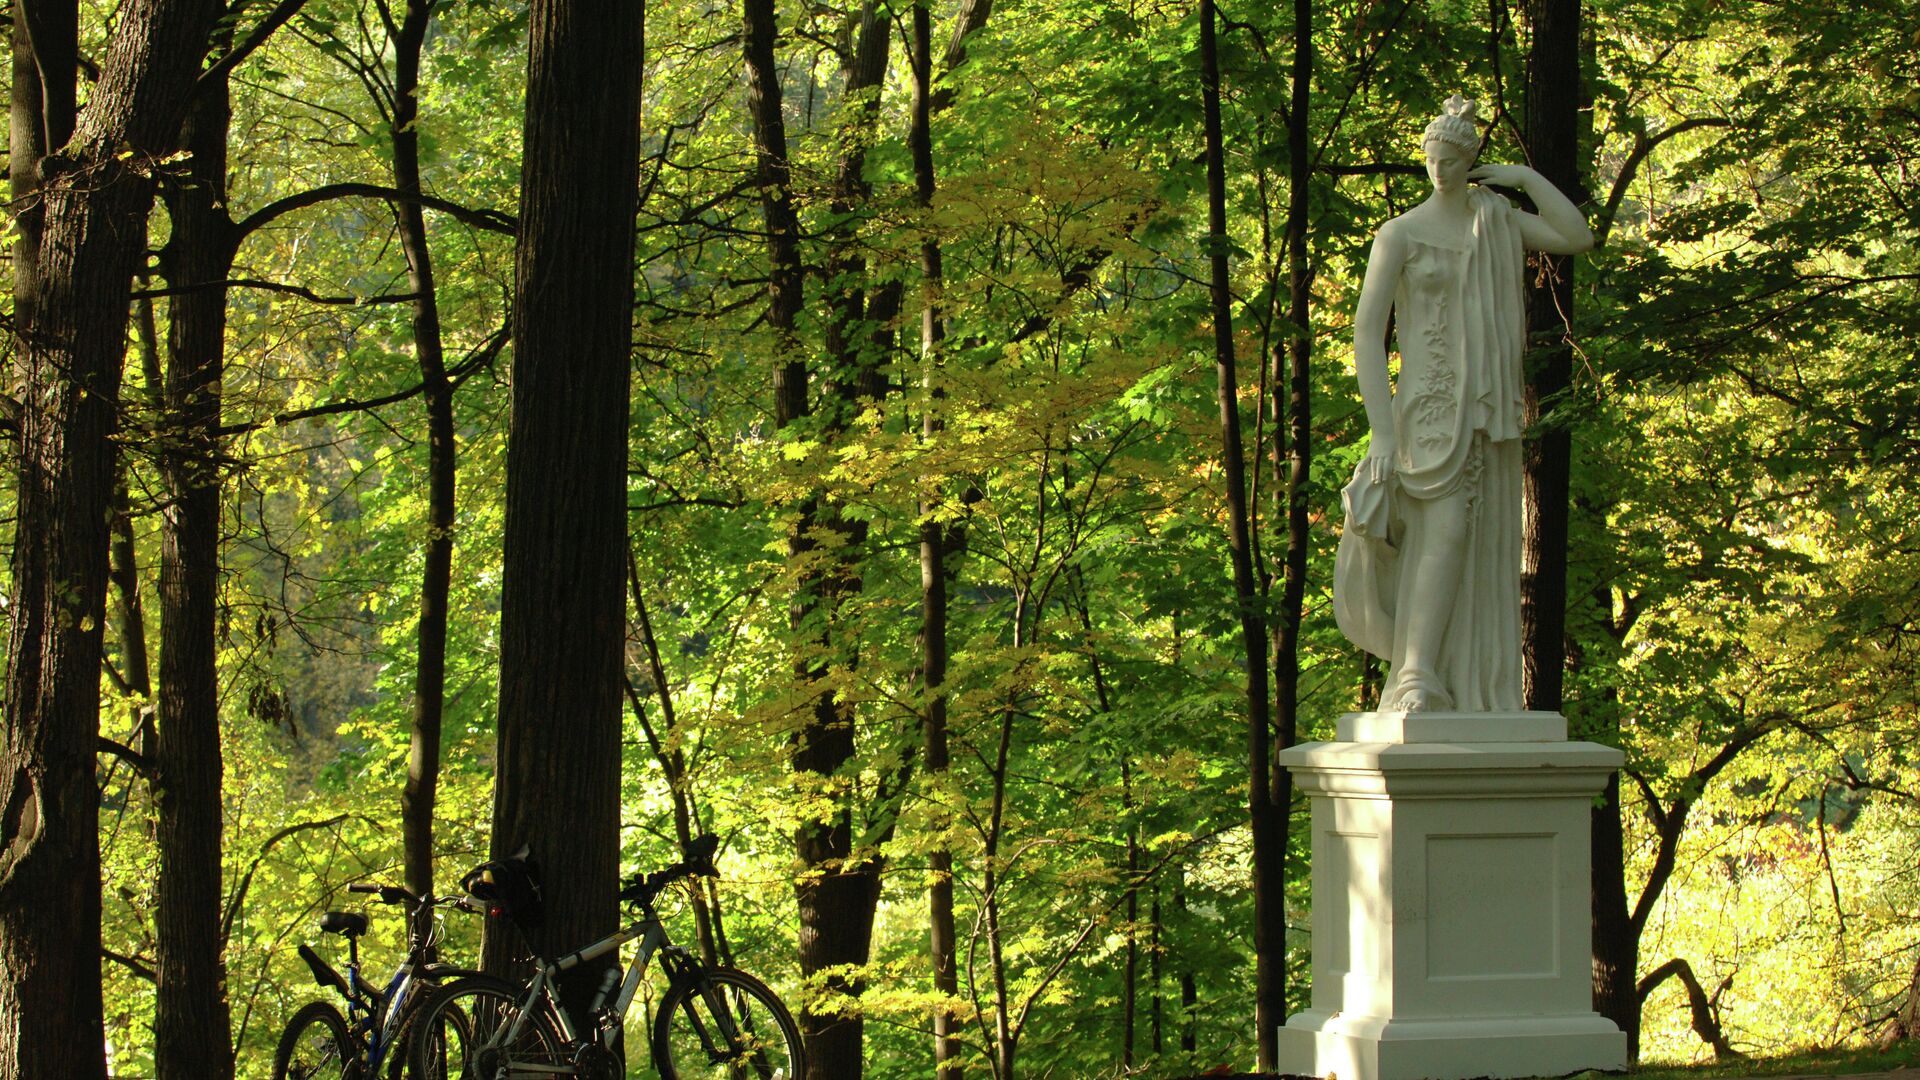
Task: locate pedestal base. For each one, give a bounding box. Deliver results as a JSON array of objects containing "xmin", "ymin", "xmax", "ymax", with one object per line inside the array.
[
  {"xmin": 1279, "ymin": 1010, "xmax": 1627, "ymax": 1080},
  {"xmin": 1276, "ymin": 712, "xmax": 1628, "ymax": 1080}
]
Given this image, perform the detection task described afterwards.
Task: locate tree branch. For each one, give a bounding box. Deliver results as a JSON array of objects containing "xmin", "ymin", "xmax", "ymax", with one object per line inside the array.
[
  {"xmin": 1596, "ymin": 117, "xmax": 1733, "ymax": 246},
  {"xmin": 97, "ymin": 736, "xmax": 153, "ymax": 776},
  {"xmin": 197, "ymin": 0, "xmax": 310, "ymax": 91},
  {"xmin": 131, "ymin": 278, "xmax": 423, "ymax": 306},
  {"xmin": 217, "ymin": 324, "xmax": 507, "ymax": 437},
  {"xmin": 1316, "ymin": 162, "xmax": 1425, "ymax": 178},
  {"xmin": 1629, "ymin": 717, "xmax": 1782, "ymax": 934},
  {"xmin": 103, "ymin": 947, "xmax": 157, "ymax": 983},
  {"xmin": 1638, "ymin": 956, "xmax": 1744, "ymax": 1060},
  {"xmin": 221, "ymin": 813, "xmax": 370, "ymax": 944},
  {"xmin": 234, "ymin": 181, "xmax": 516, "ymax": 241}
]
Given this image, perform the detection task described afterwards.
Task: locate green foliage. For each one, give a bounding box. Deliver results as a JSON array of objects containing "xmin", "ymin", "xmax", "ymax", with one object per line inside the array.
[{"xmin": 11, "ymin": 0, "xmax": 1908, "ymax": 1074}]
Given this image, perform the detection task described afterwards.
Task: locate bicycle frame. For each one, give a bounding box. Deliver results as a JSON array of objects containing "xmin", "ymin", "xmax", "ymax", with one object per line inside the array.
[
  {"xmin": 364, "ymin": 957, "xmax": 428, "ymax": 1067},
  {"xmin": 300, "ymin": 892, "xmax": 478, "ymax": 1074},
  {"xmin": 487, "ymin": 913, "xmax": 688, "ymax": 1059}
]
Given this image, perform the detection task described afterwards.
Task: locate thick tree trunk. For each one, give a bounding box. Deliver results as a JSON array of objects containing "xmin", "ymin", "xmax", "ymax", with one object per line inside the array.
[
  {"xmin": 391, "ymin": 0, "xmax": 455, "ymax": 902},
  {"xmin": 484, "ymin": 0, "xmax": 644, "ymax": 1031},
  {"xmin": 0, "ymin": 0, "xmax": 222, "ymax": 1076},
  {"xmin": 1199, "ymin": 0, "xmax": 1282, "ymax": 1065},
  {"xmin": 153, "ymin": 75, "xmax": 237, "ymax": 1080}
]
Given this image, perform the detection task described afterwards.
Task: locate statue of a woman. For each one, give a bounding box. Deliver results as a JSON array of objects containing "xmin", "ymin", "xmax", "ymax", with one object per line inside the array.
[{"xmin": 1335, "ymin": 95, "xmax": 1594, "ymax": 712}]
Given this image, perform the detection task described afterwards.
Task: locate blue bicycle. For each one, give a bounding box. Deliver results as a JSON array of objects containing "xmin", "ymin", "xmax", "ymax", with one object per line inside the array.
[{"xmin": 271, "ymin": 880, "xmax": 482, "ymax": 1079}]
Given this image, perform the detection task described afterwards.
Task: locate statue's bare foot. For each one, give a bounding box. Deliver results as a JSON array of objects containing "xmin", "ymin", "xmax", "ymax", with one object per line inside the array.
[{"xmin": 1387, "ymin": 672, "xmax": 1453, "ymax": 712}]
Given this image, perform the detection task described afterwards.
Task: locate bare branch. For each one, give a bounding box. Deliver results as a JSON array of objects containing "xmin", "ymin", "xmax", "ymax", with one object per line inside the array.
[
  {"xmin": 1638, "ymin": 957, "xmax": 1744, "ymax": 1060},
  {"xmin": 216, "ymin": 324, "xmax": 508, "ymax": 437},
  {"xmin": 221, "ymin": 814, "xmax": 369, "ymax": 944},
  {"xmin": 103, "ymin": 947, "xmax": 157, "ymax": 983},
  {"xmin": 234, "ymin": 182, "xmax": 516, "ymax": 241},
  {"xmin": 1596, "ymin": 117, "xmax": 1733, "ymax": 246},
  {"xmin": 131, "ymin": 278, "xmax": 422, "ymax": 306},
  {"xmin": 96, "ymin": 736, "xmax": 153, "ymax": 776},
  {"xmin": 1316, "ymin": 162, "xmax": 1425, "ymax": 179},
  {"xmin": 198, "ymin": 0, "xmax": 311, "ymax": 91}
]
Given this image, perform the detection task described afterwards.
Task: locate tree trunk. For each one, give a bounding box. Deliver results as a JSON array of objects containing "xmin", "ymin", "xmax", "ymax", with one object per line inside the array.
[
  {"xmin": 1591, "ymin": 771, "xmax": 1640, "ymax": 1056},
  {"xmin": 390, "ymin": 0, "xmax": 455, "ymax": 903},
  {"xmin": 1176, "ymin": 866, "xmax": 1196, "ymax": 1054},
  {"xmin": 1269, "ymin": 0, "xmax": 1314, "ymax": 1033},
  {"xmin": 910, "ymin": 4, "xmax": 962, "ymax": 1075},
  {"xmin": 738, "ymin": 1, "xmax": 882, "ymax": 1073},
  {"xmin": 153, "ymin": 72, "xmax": 237, "ymax": 1080},
  {"xmin": 1150, "ymin": 884, "xmax": 1163, "ymax": 1055},
  {"xmin": 484, "ymin": 0, "xmax": 644, "ymax": 1033},
  {"xmin": 1519, "ymin": 0, "xmax": 1581, "ymax": 712},
  {"xmin": 1122, "ymin": 762, "xmax": 1138, "ymax": 1069},
  {"xmin": 9, "ymin": 0, "xmax": 76, "ymax": 338},
  {"xmin": 1519, "ymin": 0, "xmax": 1618, "ymax": 1054},
  {"xmin": 1199, "ymin": 0, "xmax": 1282, "ymax": 1065},
  {"xmin": 1, "ymin": 0, "xmax": 222, "ymax": 1076}
]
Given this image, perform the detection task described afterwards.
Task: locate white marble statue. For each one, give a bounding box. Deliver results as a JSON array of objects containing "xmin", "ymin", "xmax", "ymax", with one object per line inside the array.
[{"xmin": 1335, "ymin": 95, "xmax": 1594, "ymax": 712}]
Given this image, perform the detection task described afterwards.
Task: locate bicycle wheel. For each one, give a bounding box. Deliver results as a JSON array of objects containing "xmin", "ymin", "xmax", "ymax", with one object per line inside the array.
[
  {"xmin": 273, "ymin": 1000, "xmax": 355, "ymax": 1080},
  {"xmin": 406, "ymin": 975, "xmax": 569, "ymax": 1080},
  {"xmin": 651, "ymin": 967, "xmax": 804, "ymax": 1080}
]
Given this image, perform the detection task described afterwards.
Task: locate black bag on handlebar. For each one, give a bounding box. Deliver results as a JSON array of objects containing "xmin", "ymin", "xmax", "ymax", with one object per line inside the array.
[{"xmin": 461, "ymin": 851, "xmax": 544, "ymax": 931}]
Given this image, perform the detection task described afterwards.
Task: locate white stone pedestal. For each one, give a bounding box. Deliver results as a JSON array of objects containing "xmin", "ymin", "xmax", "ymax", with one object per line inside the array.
[{"xmin": 1275, "ymin": 711, "xmax": 1628, "ymax": 1080}]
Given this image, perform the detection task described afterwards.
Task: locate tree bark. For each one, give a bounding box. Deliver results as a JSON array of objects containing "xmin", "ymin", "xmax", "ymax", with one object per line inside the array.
[
  {"xmin": 738, "ymin": 1, "xmax": 884, "ymax": 1073},
  {"xmin": 389, "ymin": 0, "xmax": 456, "ymax": 903},
  {"xmin": 1267, "ymin": 0, "xmax": 1314, "ymax": 1043},
  {"xmin": 1199, "ymin": 0, "xmax": 1283, "ymax": 1066},
  {"xmin": 1518, "ymin": 0, "xmax": 1615, "ymax": 1055},
  {"xmin": 1637, "ymin": 958, "xmax": 1742, "ymax": 1060},
  {"xmin": 1, "ymin": 0, "xmax": 223, "ymax": 1076},
  {"xmin": 152, "ymin": 70, "xmax": 237, "ymax": 1080},
  {"xmin": 910, "ymin": 4, "xmax": 962, "ymax": 1075},
  {"xmin": 1519, "ymin": 0, "xmax": 1581, "ymax": 713},
  {"xmin": 10, "ymin": 0, "xmax": 76, "ymax": 339},
  {"xmin": 484, "ymin": 0, "xmax": 644, "ymax": 1034},
  {"xmin": 1592, "ymin": 765, "xmax": 1639, "ymax": 1051}
]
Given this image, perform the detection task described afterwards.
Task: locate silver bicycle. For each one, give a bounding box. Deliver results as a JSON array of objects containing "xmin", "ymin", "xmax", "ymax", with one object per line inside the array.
[{"xmin": 406, "ymin": 835, "xmax": 803, "ymax": 1079}]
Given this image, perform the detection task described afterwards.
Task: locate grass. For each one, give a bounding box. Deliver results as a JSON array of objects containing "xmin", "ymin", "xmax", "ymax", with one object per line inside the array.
[{"xmin": 1586, "ymin": 1045, "xmax": 1918, "ymax": 1080}]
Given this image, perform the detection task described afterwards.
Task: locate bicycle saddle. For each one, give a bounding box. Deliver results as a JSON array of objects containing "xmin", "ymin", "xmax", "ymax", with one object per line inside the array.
[{"xmin": 319, "ymin": 910, "xmax": 370, "ymax": 937}]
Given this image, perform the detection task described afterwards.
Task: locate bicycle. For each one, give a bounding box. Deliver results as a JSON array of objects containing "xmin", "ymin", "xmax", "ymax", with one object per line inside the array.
[
  {"xmin": 406, "ymin": 834, "xmax": 804, "ymax": 1079},
  {"xmin": 272, "ymin": 879, "xmax": 485, "ymax": 1080}
]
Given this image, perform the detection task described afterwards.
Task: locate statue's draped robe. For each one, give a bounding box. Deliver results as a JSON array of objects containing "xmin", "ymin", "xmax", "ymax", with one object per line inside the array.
[{"xmin": 1336, "ymin": 187, "xmax": 1525, "ymax": 711}]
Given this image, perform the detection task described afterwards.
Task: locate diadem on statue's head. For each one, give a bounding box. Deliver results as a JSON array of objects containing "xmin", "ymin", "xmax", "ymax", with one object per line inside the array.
[{"xmin": 1423, "ymin": 94, "xmax": 1480, "ymax": 154}]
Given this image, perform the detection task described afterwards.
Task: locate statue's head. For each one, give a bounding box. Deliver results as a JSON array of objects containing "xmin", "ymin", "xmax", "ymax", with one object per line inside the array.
[
  {"xmin": 1422, "ymin": 94, "xmax": 1479, "ymax": 193},
  {"xmin": 1423, "ymin": 94, "xmax": 1481, "ymax": 154}
]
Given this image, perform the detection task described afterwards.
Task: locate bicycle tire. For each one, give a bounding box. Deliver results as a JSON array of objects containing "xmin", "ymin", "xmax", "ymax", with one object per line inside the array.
[
  {"xmin": 650, "ymin": 967, "xmax": 805, "ymax": 1080},
  {"xmin": 406, "ymin": 974, "xmax": 570, "ymax": 1080},
  {"xmin": 273, "ymin": 1000, "xmax": 356, "ymax": 1080}
]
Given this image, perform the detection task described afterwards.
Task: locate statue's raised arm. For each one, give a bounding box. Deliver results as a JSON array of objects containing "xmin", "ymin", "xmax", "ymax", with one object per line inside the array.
[{"xmin": 1334, "ymin": 94, "xmax": 1592, "ymax": 713}]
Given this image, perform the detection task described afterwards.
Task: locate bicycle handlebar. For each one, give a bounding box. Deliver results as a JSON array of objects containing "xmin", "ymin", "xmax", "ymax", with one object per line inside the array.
[
  {"xmin": 346, "ymin": 882, "xmax": 481, "ymax": 914},
  {"xmin": 617, "ymin": 834, "xmax": 721, "ymax": 908}
]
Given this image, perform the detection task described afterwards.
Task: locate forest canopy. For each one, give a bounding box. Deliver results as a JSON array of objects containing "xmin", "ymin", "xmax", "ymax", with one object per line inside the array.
[{"xmin": 1, "ymin": 0, "xmax": 1917, "ymax": 1077}]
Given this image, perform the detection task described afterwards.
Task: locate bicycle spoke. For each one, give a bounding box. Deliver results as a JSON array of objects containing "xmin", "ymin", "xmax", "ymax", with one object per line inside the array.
[{"xmin": 651, "ymin": 969, "xmax": 801, "ymax": 1080}]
